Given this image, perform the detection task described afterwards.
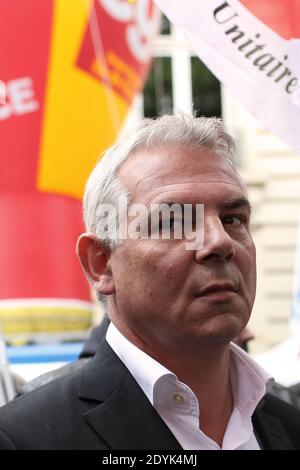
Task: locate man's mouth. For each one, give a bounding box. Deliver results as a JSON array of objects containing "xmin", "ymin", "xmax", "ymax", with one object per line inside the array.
[{"xmin": 199, "ymin": 282, "xmax": 238, "ymax": 300}]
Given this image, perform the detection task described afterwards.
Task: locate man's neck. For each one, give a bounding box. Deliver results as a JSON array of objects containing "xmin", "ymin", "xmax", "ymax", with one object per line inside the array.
[{"xmin": 109, "ymin": 317, "xmax": 233, "ymax": 447}]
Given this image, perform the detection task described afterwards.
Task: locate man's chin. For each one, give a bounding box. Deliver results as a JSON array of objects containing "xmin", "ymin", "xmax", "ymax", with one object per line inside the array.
[{"xmin": 183, "ymin": 316, "xmax": 248, "ymax": 345}]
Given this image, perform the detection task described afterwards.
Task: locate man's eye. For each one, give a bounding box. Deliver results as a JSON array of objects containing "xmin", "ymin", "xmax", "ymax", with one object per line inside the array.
[{"xmin": 222, "ymin": 215, "xmax": 246, "ymax": 226}]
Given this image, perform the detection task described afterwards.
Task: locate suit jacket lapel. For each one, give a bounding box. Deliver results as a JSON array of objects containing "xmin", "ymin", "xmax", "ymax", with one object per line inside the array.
[
  {"xmin": 79, "ymin": 340, "xmax": 182, "ymax": 450},
  {"xmin": 253, "ymin": 399, "xmax": 294, "ymax": 450}
]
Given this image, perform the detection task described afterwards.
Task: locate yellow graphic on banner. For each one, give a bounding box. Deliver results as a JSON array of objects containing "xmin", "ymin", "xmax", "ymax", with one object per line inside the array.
[
  {"xmin": 37, "ymin": 0, "xmax": 128, "ymax": 199},
  {"xmin": 0, "ymin": 306, "xmax": 91, "ymax": 337}
]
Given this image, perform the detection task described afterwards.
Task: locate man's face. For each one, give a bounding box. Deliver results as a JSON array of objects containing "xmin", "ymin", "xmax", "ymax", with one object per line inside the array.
[{"xmin": 108, "ymin": 145, "xmax": 256, "ymax": 353}]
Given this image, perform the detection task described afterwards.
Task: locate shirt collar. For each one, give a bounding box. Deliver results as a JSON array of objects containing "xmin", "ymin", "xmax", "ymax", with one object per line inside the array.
[
  {"xmin": 106, "ymin": 321, "xmax": 175, "ymax": 405},
  {"xmin": 106, "ymin": 322, "xmax": 273, "ymax": 415},
  {"xmin": 230, "ymin": 341, "xmax": 274, "ymax": 416}
]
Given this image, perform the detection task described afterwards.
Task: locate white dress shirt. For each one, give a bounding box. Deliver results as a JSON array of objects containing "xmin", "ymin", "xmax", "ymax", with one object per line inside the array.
[{"xmin": 106, "ymin": 322, "xmax": 273, "ymax": 450}]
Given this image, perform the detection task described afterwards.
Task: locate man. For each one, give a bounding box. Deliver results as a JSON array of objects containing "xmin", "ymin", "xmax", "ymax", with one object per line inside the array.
[{"xmin": 0, "ymin": 113, "xmax": 299, "ymax": 449}]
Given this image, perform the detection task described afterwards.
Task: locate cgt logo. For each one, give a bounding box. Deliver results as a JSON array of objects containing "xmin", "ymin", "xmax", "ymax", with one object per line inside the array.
[
  {"xmin": 0, "ymin": 80, "xmax": 6, "ymax": 105},
  {"xmin": 76, "ymin": 0, "xmax": 160, "ymax": 103},
  {"xmin": 239, "ymin": 0, "xmax": 300, "ymax": 39}
]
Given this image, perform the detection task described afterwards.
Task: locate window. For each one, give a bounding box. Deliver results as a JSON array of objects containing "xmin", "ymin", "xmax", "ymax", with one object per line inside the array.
[
  {"xmin": 160, "ymin": 15, "xmax": 171, "ymax": 35},
  {"xmin": 143, "ymin": 57, "xmax": 173, "ymax": 117},
  {"xmin": 191, "ymin": 57, "xmax": 221, "ymax": 117}
]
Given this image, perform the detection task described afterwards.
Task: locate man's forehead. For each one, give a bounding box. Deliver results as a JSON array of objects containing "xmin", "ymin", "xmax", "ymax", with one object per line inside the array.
[
  {"xmin": 118, "ymin": 145, "xmax": 245, "ymax": 199},
  {"xmin": 147, "ymin": 184, "xmax": 249, "ymax": 212},
  {"xmin": 120, "ymin": 145, "xmax": 212, "ymax": 172}
]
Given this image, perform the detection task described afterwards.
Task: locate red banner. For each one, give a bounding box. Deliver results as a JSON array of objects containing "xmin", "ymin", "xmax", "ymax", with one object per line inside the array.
[{"xmin": 0, "ymin": 0, "xmax": 159, "ymax": 339}]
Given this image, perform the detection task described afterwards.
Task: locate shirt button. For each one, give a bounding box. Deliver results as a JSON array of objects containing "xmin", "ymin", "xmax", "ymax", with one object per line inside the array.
[{"xmin": 173, "ymin": 393, "xmax": 184, "ymax": 405}]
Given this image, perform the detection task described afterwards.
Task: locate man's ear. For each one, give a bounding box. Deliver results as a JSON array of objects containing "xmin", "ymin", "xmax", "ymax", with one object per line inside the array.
[{"xmin": 76, "ymin": 233, "xmax": 115, "ymax": 296}]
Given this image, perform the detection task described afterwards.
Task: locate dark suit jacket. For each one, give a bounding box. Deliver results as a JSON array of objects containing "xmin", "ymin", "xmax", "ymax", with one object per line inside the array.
[{"xmin": 0, "ymin": 338, "xmax": 299, "ymax": 450}]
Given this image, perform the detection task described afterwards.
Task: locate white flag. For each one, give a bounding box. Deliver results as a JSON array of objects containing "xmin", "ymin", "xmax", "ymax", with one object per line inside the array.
[{"xmin": 154, "ymin": 0, "xmax": 300, "ymax": 154}]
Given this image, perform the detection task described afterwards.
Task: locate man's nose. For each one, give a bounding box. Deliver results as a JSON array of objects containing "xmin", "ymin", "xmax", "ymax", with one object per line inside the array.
[{"xmin": 195, "ymin": 216, "xmax": 235, "ymax": 263}]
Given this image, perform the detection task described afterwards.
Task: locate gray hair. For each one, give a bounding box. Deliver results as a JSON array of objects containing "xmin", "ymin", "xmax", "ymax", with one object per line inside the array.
[{"xmin": 83, "ymin": 112, "xmax": 236, "ymax": 251}]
